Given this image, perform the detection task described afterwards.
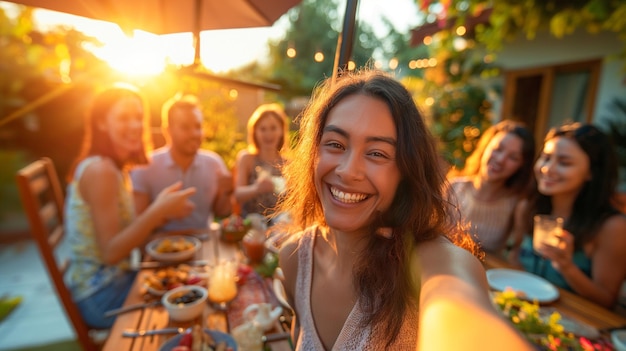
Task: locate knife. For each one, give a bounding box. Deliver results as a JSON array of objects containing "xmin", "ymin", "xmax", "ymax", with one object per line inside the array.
[
  {"xmin": 104, "ymin": 300, "xmax": 161, "ymax": 318},
  {"xmin": 138, "ymin": 260, "xmax": 209, "ymax": 269},
  {"xmin": 123, "ymin": 327, "xmax": 190, "ymax": 337}
]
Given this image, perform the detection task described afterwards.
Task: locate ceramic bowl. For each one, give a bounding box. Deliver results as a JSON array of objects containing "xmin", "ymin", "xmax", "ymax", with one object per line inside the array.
[
  {"xmin": 162, "ymin": 285, "xmax": 208, "ymax": 322},
  {"xmin": 146, "ymin": 235, "xmax": 201, "ymax": 262}
]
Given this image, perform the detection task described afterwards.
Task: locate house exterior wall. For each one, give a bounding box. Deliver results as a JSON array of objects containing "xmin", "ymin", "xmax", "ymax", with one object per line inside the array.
[{"xmin": 492, "ymin": 29, "xmax": 625, "ymax": 125}]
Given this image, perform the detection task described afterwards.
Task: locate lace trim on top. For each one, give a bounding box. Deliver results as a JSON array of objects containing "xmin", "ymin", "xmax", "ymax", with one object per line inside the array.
[{"xmin": 294, "ymin": 226, "xmax": 418, "ymax": 350}]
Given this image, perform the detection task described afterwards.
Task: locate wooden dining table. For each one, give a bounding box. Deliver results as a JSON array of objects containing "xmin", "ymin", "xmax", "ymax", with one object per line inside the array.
[
  {"xmin": 102, "ymin": 229, "xmax": 293, "ymax": 351},
  {"xmin": 483, "ymin": 254, "xmax": 626, "ymax": 332}
]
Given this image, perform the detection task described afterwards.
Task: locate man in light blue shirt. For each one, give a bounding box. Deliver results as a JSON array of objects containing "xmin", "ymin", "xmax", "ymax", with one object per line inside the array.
[{"xmin": 131, "ymin": 94, "xmax": 233, "ymax": 232}]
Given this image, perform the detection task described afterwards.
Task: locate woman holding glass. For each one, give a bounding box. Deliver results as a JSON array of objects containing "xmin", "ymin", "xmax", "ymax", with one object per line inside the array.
[
  {"xmin": 510, "ymin": 122, "xmax": 626, "ymax": 308},
  {"xmin": 234, "ymin": 104, "xmax": 289, "ymax": 223}
]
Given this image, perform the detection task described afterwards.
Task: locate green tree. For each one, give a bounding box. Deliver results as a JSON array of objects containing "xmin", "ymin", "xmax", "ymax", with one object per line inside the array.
[{"xmin": 263, "ymin": 0, "xmax": 383, "ymax": 99}]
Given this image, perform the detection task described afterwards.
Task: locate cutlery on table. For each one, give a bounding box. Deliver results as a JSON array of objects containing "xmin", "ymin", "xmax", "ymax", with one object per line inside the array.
[
  {"xmin": 104, "ymin": 300, "xmax": 162, "ymax": 318},
  {"xmin": 123, "ymin": 327, "xmax": 191, "ymax": 337}
]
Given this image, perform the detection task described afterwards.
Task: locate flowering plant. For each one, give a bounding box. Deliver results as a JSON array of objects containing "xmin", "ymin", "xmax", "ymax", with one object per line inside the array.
[{"xmin": 492, "ymin": 290, "xmax": 614, "ymax": 351}]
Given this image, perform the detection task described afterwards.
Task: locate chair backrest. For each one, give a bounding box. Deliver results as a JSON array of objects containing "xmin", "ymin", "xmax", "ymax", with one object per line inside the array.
[{"xmin": 15, "ymin": 157, "xmax": 100, "ymax": 351}]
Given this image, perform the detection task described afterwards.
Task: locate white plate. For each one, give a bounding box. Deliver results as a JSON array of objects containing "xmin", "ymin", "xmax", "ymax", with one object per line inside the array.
[{"xmin": 486, "ymin": 268, "xmax": 560, "ymax": 303}]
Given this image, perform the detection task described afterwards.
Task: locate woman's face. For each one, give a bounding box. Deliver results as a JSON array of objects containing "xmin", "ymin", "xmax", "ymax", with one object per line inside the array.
[
  {"xmin": 534, "ymin": 136, "xmax": 591, "ymax": 197},
  {"xmin": 101, "ymin": 96, "xmax": 144, "ymax": 160},
  {"xmin": 479, "ymin": 131, "xmax": 524, "ymax": 184},
  {"xmin": 254, "ymin": 114, "xmax": 283, "ymax": 152},
  {"xmin": 315, "ymin": 94, "xmax": 401, "ymax": 234}
]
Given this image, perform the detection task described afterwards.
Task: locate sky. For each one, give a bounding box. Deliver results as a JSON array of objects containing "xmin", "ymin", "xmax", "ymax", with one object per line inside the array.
[{"xmin": 1, "ymin": 0, "xmax": 423, "ymax": 74}]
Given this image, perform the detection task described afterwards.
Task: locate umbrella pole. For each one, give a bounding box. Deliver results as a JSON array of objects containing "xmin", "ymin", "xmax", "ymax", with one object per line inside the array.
[
  {"xmin": 332, "ymin": 0, "xmax": 359, "ymax": 86},
  {"xmin": 193, "ymin": 0, "xmax": 202, "ymax": 66}
]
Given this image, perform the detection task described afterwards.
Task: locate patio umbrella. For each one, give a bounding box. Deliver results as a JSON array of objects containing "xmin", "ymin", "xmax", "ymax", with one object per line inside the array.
[{"xmin": 4, "ymin": 0, "xmax": 301, "ymax": 64}]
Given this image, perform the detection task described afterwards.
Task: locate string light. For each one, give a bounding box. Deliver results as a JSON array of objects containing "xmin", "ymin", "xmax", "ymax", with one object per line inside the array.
[
  {"xmin": 314, "ymin": 51, "xmax": 324, "ymax": 62},
  {"xmin": 287, "ymin": 47, "xmax": 296, "ymax": 58},
  {"xmin": 388, "ymin": 57, "xmax": 398, "ymax": 70}
]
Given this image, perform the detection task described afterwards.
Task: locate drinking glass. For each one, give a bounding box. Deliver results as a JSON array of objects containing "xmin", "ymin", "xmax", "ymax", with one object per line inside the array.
[
  {"xmin": 208, "ymin": 260, "xmax": 238, "ymax": 310},
  {"xmin": 533, "ymin": 215, "xmax": 563, "ymax": 256}
]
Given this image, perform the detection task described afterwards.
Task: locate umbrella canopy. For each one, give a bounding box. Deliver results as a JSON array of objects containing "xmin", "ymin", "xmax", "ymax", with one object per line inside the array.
[
  {"xmin": 4, "ymin": 0, "xmax": 300, "ymax": 34},
  {"xmin": 5, "ymin": 0, "xmax": 301, "ymax": 63}
]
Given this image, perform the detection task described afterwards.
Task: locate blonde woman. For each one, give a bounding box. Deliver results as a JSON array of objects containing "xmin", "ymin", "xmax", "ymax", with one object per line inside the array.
[{"xmin": 234, "ymin": 103, "xmax": 289, "ymax": 223}]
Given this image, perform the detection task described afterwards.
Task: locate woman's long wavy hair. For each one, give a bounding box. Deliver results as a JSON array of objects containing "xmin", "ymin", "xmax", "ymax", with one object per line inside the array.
[
  {"xmin": 532, "ymin": 123, "xmax": 620, "ymax": 249},
  {"xmin": 447, "ymin": 120, "xmax": 536, "ymax": 195},
  {"xmin": 68, "ymin": 83, "xmax": 151, "ymax": 181},
  {"xmin": 276, "ymin": 69, "xmax": 478, "ymax": 346}
]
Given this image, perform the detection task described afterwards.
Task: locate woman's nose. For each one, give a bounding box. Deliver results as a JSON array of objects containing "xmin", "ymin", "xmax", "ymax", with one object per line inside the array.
[
  {"xmin": 335, "ymin": 152, "xmax": 365, "ymax": 181},
  {"xmin": 539, "ymin": 159, "xmax": 554, "ymax": 174},
  {"xmin": 129, "ymin": 118, "xmax": 143, "ymax": 130}
]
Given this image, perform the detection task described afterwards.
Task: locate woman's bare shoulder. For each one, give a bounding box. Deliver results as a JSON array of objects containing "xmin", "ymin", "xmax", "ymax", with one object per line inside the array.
[
  {"xmin": 80, "ymin": 157, "xmax": 119, "ymax": 184},
  {"xmin": 596, "ymin": 213, "xmax": 626, "ymax": 249}
]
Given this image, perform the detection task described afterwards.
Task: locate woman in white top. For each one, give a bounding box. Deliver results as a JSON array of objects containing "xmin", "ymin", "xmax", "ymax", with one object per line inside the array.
[{"xmin": 447, "ymin": 120, "xmax": 535, "ymax": 256}]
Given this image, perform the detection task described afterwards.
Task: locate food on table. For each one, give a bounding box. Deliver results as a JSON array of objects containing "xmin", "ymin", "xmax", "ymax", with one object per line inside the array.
[
  {"xmin": 154, "ymin": 237, "xmax": 195, "ymax": 253},
  {"xmin": 143, "ymin": 264, "xmax": 206, "ymax": 293},
  {"xmin": 220, "ymin": 215, "xmax": 252, "ymax": 242},
  {"xmin": 254, "ymin": 251, "xmax": 279, "ymax": 278},
  {"xmin": 492, "ymin": 289, "xmax": 607, "ymax": 350},
  {"xmin": 168, "ymin": 289, "xmax": 204, "ymax": 305},
  {"xmin": 221, "ymin": 215, "xmax": 251, "ymax": 232}
]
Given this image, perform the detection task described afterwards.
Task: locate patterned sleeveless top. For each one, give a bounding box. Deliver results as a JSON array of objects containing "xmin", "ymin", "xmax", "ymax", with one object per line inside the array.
[
  {"xmin": 65, "ymin": 156, "xmax": 134, "ymax": 301},
  {"xmin": 294, "ymin": 226, "xmax": 419, "ymax": 350}
]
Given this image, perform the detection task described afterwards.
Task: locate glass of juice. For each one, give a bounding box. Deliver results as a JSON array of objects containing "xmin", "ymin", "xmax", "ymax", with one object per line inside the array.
[
  {"xmin": 242, "ymin": 229, "xmax": 266, "ymax": 265},
  {"xmin": 208, "ymin": 260, "xmax": 238, "ymax": 310}
]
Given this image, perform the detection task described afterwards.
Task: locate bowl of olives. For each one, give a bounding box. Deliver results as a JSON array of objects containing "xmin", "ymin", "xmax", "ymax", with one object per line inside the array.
[{"xmin": 162, "ymin": 285, "xmax": 208, "ymax": 322}]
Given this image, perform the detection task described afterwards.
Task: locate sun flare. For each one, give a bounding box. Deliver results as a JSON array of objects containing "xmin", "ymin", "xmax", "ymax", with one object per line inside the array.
[{"xmin": 91, "ymin": 31, "xmax": 172, "ymax": 76}]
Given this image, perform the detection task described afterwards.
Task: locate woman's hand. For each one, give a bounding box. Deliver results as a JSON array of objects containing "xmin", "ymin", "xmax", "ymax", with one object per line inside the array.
[
  {"xmin": 255, "ymin": 177, "xmax": 275, "ymax": 195},
  {"xmin": 153, "ymin": 181, "xmax": 197, "ymax": 221}
]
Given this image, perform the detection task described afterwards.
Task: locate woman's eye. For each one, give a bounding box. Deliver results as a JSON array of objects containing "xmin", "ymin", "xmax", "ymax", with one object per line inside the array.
[{"xmin": 325, "ymin": 141, "xmax": 343, "ymax": 149}]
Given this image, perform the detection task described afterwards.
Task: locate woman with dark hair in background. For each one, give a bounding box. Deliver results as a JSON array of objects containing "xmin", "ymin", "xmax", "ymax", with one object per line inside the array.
[{"xmin": 511, "ymin": 122, "xmax": 626, "ymax": 308}]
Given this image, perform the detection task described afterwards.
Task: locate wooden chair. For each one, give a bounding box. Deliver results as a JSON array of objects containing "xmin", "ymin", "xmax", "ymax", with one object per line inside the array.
[{"xmin": 15, "ymin": 157, "xmax": 102, "ymax": 351}]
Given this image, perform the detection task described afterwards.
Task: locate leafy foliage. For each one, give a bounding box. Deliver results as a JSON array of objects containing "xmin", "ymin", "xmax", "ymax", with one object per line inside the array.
[{"xmin": 416, "ymin": 0, "xmax": 626, "ymax": 70}]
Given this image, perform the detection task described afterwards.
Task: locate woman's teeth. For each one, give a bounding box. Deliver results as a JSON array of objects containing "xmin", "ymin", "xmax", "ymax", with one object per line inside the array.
[{"xmin": 330, "ymin": 187, "xmax": 368, "ymax": 203}]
